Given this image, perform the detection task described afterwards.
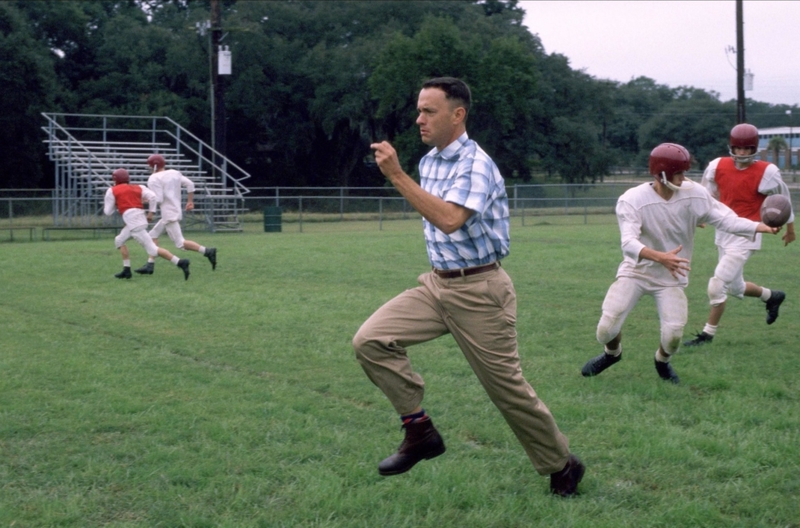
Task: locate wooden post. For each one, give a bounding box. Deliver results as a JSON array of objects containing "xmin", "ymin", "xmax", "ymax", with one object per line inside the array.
[{"xmin": 736, "ymin": 0, "xmax": 746, "ymax": 123}]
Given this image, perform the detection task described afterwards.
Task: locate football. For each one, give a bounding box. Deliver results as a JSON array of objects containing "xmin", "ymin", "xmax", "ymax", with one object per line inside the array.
[{"xmin": 760, "ymin": 194, "xmax": 792, "ymax": 228}]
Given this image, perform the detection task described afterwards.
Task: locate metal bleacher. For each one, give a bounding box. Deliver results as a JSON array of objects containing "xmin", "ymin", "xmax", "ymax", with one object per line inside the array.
[{"xmin": 41, "ymin": 113, "xmax": 251, "ymax": 232}]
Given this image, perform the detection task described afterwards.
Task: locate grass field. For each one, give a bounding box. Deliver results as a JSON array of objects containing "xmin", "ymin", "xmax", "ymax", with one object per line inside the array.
[{"xmin": 1, "ymin": 218, "xmax": 798, "ymax": 527}]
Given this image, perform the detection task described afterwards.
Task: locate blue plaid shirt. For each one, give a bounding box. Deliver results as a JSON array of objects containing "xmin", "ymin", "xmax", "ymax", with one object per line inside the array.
[{"xmin": 419, "ymin": 132, "xmax": 510, "ymax": 270}]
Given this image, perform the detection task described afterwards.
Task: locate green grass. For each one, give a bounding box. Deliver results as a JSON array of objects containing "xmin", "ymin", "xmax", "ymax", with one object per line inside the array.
[{"xmin": 1, "ymin": 218, "xmax": 798, "ymax": 527}]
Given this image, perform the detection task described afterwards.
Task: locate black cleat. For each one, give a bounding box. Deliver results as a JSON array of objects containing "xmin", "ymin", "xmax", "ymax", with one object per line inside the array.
[
  {"xmin": 177, "ymin": 259, "xmax": 190, "ymax": 280},
  {"xmin": 655, "ymin": 359, "xmax": 680, "ymax": 384},
  {"xmin": 135, "ymin": 262, "xmax": 154, "ymax": 275},
  {"xmin": 765, "ymin": 290, "xmax": 785, "ymax": 325},
  {"xmin": 205, "ymin": 247, "xmax": 217, "ymax": 270},
  {"xmin": 683, "ymin": 331, "xmax": 713, "ymax": 347},
  {"xmin": 581, "ymin": 352, "xmax": 621, "ymax": 377},
  {"xmin": 115, "ymin": 267, "xmax": 132, "ymax": 279}
]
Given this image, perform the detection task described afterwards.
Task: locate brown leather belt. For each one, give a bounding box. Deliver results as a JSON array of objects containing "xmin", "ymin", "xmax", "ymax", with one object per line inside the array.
[{"xmin": 432, "ymin": 261, "xmax": 500, "ymax": 279}]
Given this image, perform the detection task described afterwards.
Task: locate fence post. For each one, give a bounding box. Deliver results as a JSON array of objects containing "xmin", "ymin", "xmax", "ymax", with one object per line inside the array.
[
  {"xmin": 299, "ymin": 196, "xmax": 303, "ymax": 233},
  {"xmin": 513, "ymin": 184, "xmax": 518, "ymax": 212},
  {"xmin": 340, "ymin": 187, "xmax": 344, "ymax": 221},
  {"xmin": 379, "ymin": 197, "xmax": 383, "ymax": 231}
]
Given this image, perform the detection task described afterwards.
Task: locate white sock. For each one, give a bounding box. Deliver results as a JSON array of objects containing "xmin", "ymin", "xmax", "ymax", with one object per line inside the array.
[
  {"xmin": 122, "ymin": 259, "xmax": 131, "ymax": 268},
  {"xmin": 702, "ymin": 324, "xmax": 718, "ymax": 336},
  {"xmin": 655, "ymin": 349, "xmax": 670, "ymax": 363},
  {"xmin": 760, "ymin": 288, "xmax": 772, "ymax": 302},
  {"xmin": 199, "ymin": 246, "xmax": 206, "ymax": 255},
  {"xmin": 148, "ymin": 257, "xmax": 155, "ymax": 263},
  {"xmin": 171, "ymin": 256, "xmax": 180, "ymax": 265},
  {"xmin": 604, "ymin": 344, "xmax": 621, "ymax": 357}
]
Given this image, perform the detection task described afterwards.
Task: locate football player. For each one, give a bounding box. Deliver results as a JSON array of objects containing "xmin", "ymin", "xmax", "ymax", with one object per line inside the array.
[
  {"xmin": 684, "ymin": 124, "xmax": 795, "ymax": 346},
  {"xmin": 581, "ymin": 144, "xmax": 778, "ymax": 384},
  {"xmin": 133, "ymin": 154, "xmax": 217, "ymax": 275},
  {"xmin": 104, "ymin": 168, "xmax": 190, "ymax": 280}
]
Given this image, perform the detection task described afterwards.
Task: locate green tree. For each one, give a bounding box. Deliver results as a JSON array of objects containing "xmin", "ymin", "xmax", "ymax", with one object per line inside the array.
[
  {"xmin": 469, "ymin": 36, "xmax": 541, "ymax": 181},
  {"xmin": 222, "ymin": 1, "xmax": 532, "ymax": 187},
  {"xmin": 768, "ymin": 136, "xmax": 788, "ymax": 167},
  {"xmin": 77, "ymin": 3, "xmax": 206, "ymax": 122},
  {"xmin": 0, "ymin": 2, "xmax": 57, "ymax": 187},
  {"xmin": 7, "ymin": 0, "xmax": 792, "ymax": 191},
  {"xmin": 637, "ymin": 93, "xmax": 733, "ymax": 169},
  {"xmin": 369, "ymin": 16, "xmax": 476, "ymax": 174},
  {"xmin": 600, "ymin": 77, "xmax": 677, "ymax": 168}
]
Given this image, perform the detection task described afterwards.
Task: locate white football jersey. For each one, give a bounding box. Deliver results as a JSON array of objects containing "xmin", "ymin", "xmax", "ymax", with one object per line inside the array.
[
  {"xmin": 147, "ymin": 169, "xmax": 196, "ymax": 222},
  {"xmin": 615, "ymin": 181, "xmax": 759, "ymax": 288}
]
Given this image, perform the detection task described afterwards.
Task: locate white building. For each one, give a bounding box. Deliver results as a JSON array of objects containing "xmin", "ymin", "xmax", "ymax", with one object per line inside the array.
[{"xmin": 758, "ymin": 127, "xmax": 798, "ymax": 168}]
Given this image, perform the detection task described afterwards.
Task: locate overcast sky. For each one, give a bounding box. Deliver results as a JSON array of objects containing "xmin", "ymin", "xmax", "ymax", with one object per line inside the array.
[{"xmin": 519, "ymin": 1, "xmax": 800, "ymax": 108}]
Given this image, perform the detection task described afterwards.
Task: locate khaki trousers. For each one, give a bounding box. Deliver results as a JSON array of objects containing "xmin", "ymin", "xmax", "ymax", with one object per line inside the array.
[{"xmin": 353, "ymin": 267, "xmax": 570, "ymax": 475}]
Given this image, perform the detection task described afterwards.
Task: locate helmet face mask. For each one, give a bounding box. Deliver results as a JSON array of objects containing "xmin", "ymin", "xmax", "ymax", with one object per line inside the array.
[
  {"xmin": 649, "ymin": 143, "xmax": 692, "ymax": 192},
  {"xmin": 660, "ymin": 172, "xmax": 691, "ymax": 192},
  {"xmin": 147, "ymin": 154, "xmax": 166, "ymax": 172},
  {"xmin": 729, "ymin": 123, "xmax": 759, "ymax": 165},
  {"xmin": 112, "ymin": 168, "xmax": 130, "ymax": 185}
]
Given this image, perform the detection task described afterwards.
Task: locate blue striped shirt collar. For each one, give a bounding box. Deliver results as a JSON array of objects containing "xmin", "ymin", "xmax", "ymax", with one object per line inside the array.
[{"xmin": 430, "ymin": 132, "xmax": 469, "ymax": 161}]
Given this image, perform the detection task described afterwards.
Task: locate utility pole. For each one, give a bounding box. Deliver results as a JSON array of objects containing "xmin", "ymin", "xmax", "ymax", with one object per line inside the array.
[
  {"xmin": 210, "ymin": 0, "xmax": 226, "ymax": 160},
  {"xmin": 736, "ymin": 0, "xmax": 746, "ymax": 123}
]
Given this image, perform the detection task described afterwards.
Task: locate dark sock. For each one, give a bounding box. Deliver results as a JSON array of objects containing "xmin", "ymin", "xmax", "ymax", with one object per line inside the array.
[{"xmin": 400, "ymin": 409, "xmax": 428, "ymax": 425}]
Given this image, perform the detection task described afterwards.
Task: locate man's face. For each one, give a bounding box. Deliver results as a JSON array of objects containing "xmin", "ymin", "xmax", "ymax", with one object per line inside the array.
[
  {"xmin": 733, "ymin": 146, "xmax": 756, "ymax": 157},
  {"xmin": 416, "ymin": 87, "xmax": 460, "ymax": 150},
  {"xmin": 668, "ymin": 171, "xmax": 686, "ymax": 186},
  {"xmin": 732, "ymin": 146, "xmax": 757, "ymax": 166}
]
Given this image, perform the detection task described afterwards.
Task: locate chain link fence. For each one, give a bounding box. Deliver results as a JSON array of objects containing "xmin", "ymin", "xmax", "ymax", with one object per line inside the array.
[{"xmin": 13, "ymin": 175, "xmax": 793, "ymax": 240}]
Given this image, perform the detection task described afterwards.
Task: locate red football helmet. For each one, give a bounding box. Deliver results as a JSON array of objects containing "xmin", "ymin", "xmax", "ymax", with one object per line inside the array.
[
  {"xmin": 729, "ymin": 123, "xmax": 759, "ymax": 164},
  {"xmin": 649, "ymin": 143, "xmax": 691, "ymax": 191},
  {"xmin": 649, "ymin": 143, "xmax": 692, "ymax": 192},
  {"xmin": 147, "ymin": 154, "xmax": 166, "ymax": 171},
  {"xmin": 112, "ymin": 168, "xmax": 130, "ymax": 185}
]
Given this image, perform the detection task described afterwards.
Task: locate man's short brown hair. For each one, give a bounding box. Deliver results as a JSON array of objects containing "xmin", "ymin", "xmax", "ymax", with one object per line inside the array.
[{"xmin": 422, "ymin": 77, "xmax": 471, "ymax": 117}]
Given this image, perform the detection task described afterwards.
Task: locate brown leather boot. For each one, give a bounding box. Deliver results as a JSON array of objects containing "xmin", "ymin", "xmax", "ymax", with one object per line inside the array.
[
  {"xmin": 550, "ymin": 454, "xmax": 585, "ymax": 497},
  {"xmin": 378, "ymin": 418, "xmax": 446, "ymax": 476}
]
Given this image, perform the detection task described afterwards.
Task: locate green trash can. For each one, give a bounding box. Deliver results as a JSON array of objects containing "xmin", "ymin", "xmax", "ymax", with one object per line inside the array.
[{"xmin": 264, "ymin": 206, "xmax": 282, "ymax": 232}]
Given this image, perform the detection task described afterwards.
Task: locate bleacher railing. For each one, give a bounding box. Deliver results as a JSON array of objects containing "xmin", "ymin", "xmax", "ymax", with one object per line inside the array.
[{"xmin": 41, "ymin": 113, "xmax": 251, "ymax": 230}]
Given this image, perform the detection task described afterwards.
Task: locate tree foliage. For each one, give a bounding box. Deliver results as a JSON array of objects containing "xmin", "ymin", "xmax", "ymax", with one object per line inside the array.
[
  {"xmin": 638, "ymin": 94, "xmax": 736, "ymax": 169},
  {"xmin": 0, "ymin": 2, "xmax": 57, "ymax": 187},
  {"xmin": 1, "ymin": 0, "xmax": 796, "ymax": 189},
  {"xmin": 767, "ymin": 136, "xmax": 788, "ymax": 165}
]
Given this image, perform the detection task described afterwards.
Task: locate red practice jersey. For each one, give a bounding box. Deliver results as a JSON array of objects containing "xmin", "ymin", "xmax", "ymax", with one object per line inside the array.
[
  {"xmin": 714, "ymin": 158, "xmax": 768, "ymax": 221},
  {"xmin": 111, "ymin": 184, "xmax": 144, "ymax": 215}
]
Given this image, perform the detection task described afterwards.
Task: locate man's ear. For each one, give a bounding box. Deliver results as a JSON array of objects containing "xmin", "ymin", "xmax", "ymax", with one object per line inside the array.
[{"xmin": 453, "ymin": 106, "xmax": 466, "ymax": 125}]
